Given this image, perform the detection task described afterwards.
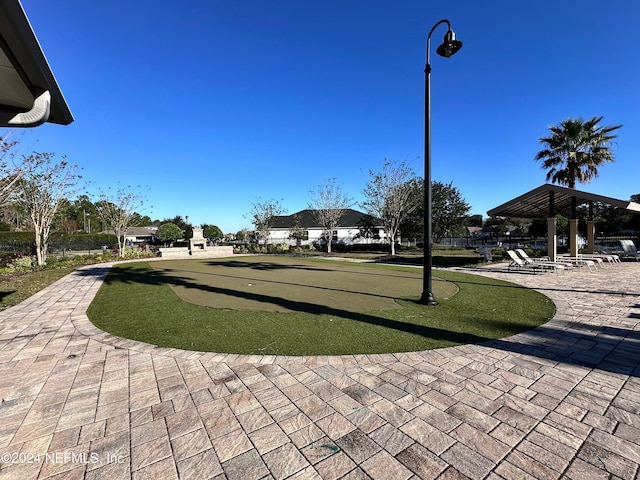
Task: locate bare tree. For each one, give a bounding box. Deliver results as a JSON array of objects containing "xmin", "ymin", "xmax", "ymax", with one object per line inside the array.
[
  {"xmin": 248, "ymin": 198, "xmax": 286, "ymax": 244},
  {"xmin": 13, "ymin": 153, "xmax": 81, "ymax": 265},
  {"xmin": 0, "ymin": 133, "xmax": 23, "ymax": 207},
  {"xmin": 361, "ymin": 159, "xmax": 420, "ymax": 256},
  {"xmin": 308, "ymin": 178, "xmax": 353, "ymax": 253},
  {"xmin": 95, "ymin": 186, "xmax": 146, "ymax": 257}
]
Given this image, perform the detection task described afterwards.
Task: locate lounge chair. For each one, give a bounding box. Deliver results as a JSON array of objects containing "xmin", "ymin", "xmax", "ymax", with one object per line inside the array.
[
  {"xmin": 576, "ymin": 253, "xmax": 618, "ymax": 265},
  {"xmin": 620, "ymin": 239, "xmax": 640, "ymax": 261},
  {"xmin": 507, "ymin": 250, "xmax": 563, "ymax": 273},
  {"xmin": 514, "ymin": 249, "xmax": 572, "ymax": 273},
  {"xmin": 557, "ymin": 255, "xmax": 598, "ymax": 272},
  {"xmin": 595, "ymin": 245, "xmax": 622, "ymax": 263}
]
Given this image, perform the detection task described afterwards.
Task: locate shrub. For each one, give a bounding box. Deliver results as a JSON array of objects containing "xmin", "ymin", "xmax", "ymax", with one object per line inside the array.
[
  {"xmin": 121, "ymin": 246, "xmax": 155, "ymax": 260},
  {"xmin": 491, "ymin": 247, "xmax": 507, "ymax": 260},
  {"xmin": 5, "ymin": 255, "xmax": 37, "ymax": 272},
  {"xmin": 276, "ymin": 243, "xmax": 290, "ymax": 253}
]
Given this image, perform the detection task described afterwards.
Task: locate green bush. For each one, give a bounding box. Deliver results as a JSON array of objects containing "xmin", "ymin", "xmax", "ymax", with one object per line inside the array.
[
  {"xmin": 5, "ymin": 255, "xmax": 37, "ymax": 272},
  {"xmin": 491, "ymin": 248, "xmax": 507, "ymax": 260}
]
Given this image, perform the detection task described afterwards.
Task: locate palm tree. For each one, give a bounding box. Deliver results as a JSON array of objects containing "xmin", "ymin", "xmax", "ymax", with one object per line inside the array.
[{"xmin": 534, "ymin": 116, "xmax": 622, "ymax": 189}]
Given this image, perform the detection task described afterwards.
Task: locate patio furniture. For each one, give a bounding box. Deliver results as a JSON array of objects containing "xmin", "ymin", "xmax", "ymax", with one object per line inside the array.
[
  {"xmin": 620, "ymin": 239, "xmax": 640, "ymax": 261},
  {"xmin": 507, "ymin": 250, "xmax": 564, "ymax": 274},
  {"xmin": 576, "ymin": 253, "xmax": 618, "ymax": 265},
  {"xmin": 557, "ymin": 255, "xmax": 598, "ymax": 272},
  {"xmin": 514, "ymin": 249, "xmax": 572, "ymax": 273}
]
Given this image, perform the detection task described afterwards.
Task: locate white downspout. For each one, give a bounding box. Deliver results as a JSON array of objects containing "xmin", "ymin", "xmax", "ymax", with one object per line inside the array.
[{"xmin": 7, "ymin": 90, "xmax": 50, "ymax": 127}]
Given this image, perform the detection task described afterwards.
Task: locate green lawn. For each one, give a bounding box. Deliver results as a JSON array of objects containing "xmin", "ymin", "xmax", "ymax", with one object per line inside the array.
[{"xmin": 87, "ymin": 256, "xmax": 555, "ymax": 356}]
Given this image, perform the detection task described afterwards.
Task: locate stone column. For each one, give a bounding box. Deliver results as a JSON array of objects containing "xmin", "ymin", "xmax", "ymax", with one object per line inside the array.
[
  {"xmin": 547, "ymin": 217, "xmax": 557, "ymax": 261},
  {"xmin": 569, "ymin": 218, "xmax": 579, "ymax": 256},
  {"xmin": 586, "ymin": 220, "xmax": 596, "ymax": 253}
]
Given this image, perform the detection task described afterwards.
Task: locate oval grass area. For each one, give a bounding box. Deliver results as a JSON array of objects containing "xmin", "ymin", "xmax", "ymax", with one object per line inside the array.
[{"xmin": 87, "ymin": 256, "xmax": 555, "ymax": 356}]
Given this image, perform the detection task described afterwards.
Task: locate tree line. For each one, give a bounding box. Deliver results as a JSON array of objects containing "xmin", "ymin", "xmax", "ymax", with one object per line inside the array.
[
  {"xmin": 249, "ymin": 158, "xmax": 473, "ymax": 256},
  {"xmin": 3, "ymin": 115, "xmax": 633, "ymax": 263},
  {"xmin": 248, "ymin": 115, "xmax": 637, "ymax": 254},
  {"xmin": 1, "ymin": 135, "xmax": 148, "ymax": 265}
]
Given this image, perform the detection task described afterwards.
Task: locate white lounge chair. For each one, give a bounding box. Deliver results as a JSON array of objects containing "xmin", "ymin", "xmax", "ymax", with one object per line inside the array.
[
  {"xmin": 507, "ymin": 250, "xmax": 563, "ymax": 274},
  {"xmin": 594, "ymin": 245, "xmax": 622, "ymax": 263},
  {"xmin": 620, "ymin": 239, "xmax": 640, "ymax": 261},
  {"xmin": 514, "ymin": 249, "xmax": 572, "ymax": 273},
  {"xmin": 557, "ymin": 255, "xmax": 598, "ymax": 272},
  {"xmin": 576, "ymin": 253, "xmax": 618, "ymax": 265}
]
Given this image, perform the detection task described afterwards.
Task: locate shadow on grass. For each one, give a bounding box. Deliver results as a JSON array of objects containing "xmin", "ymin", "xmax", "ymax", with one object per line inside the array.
[
  {"xmin": 200, "ymin": 258, "xmax": 429, "ymax": 281},
  {"xmin": 205, "ymin": 259, "xmax": 335, "ymax": 272},
  {"xmin": 158, "ymin": 267, "xmax": 416, "ymax": 304},
  {"xmin": 99, "ymin": 264, "xmax": 489, "ymax": 345},
  {"xmin": 372, "ymin": 255, "xmax": 481, "ymax": 268},
  {"xmin": 80, "ymin": 263, "xmax": 640, "ymax": 377}
]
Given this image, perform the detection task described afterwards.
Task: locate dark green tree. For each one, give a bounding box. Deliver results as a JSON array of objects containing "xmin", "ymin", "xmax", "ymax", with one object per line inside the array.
[
  {"xmin": 356, "ymin": 214, "xmax": 380, "ymax": 242},
  {"xmin": 431, "ymin": 181, "xmax": 471, "ymax": 241},
  {"xmin": 203, "ymin": 224, "xmax": 223, "ymax": 243},
  {"xmin": 161, "ymin": 215, "xmax": 192, "ymax": 240},
  {"xmin": 73, "ymin": 194, "xmax": 98, "ymax": 232},
  {"xmin": 398, "ymin": 179, "xmax": 471, "ymax": 243},
  {"xmin": 466, "ymin": 214, "xmax": 483, "ymax": 228},
  {"xmin": 398, "ymin": 177, "xmax": 424, "ymax": 243},
  {"xmin": 155, "ymin": 222, "xmax": 183, "ymax": 246}
]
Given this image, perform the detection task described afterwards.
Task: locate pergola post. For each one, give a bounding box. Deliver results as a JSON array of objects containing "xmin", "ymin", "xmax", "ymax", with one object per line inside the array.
[
  {"xmin": 586, "ymin": 201, "xmax": 595, "ymax": 253},
  {"xmin": 569, "ymin": 219, "xmax": 579, "ymax": 256},
  {"xmin": 586, "ymin": 220, "xmax": 596, "ymax": 253},
  {"xmin": 569, "ymin": 196, "xmax": 578, "ymax": 256},
  {"xmin": 547, "ymin": 217, "xmax": 557, "ymax": 261}
]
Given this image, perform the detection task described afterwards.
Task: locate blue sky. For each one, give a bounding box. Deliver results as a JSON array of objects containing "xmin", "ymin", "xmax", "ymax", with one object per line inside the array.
[{"xmin": 11, "ymin": 0, "xmax": 640, "ymax": 233}]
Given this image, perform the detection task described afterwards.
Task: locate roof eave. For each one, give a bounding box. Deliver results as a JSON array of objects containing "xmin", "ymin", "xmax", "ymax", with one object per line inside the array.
[{"xmin": 0, "ymin": 0, "xmax": 73, "ymax": 127}]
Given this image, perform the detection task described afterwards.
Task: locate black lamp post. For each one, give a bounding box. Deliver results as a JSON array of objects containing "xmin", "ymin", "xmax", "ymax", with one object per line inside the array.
[{"xmin": 420, "ymin": 19, "xmax": 462, "ymax": 305}]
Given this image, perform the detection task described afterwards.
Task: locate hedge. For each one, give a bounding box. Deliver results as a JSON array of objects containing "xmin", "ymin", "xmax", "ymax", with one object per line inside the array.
[{"xmin": 0, "ymin": 232, "xmax": 118, "ymax": 253}]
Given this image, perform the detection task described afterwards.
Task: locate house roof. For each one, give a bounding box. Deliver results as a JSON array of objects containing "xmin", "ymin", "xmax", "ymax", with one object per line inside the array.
[
  {"xmin": 125, "ymin": 226, "xmax": 157, "ymax": 236},
  {"xmin": 0, "ymin": 1, "xmax": 73, "ymax": 127},
  {"xmin": 271, "ymin": 209, "xmax": 380, "ymax": 229},
  {"xmin": 487, "ymin": 184, "xmax": 640, "ymax": 219}
]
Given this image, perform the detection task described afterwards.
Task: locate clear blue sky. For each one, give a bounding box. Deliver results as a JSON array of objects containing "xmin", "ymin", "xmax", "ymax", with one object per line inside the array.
[{"xmin": 12, "ymin": 0, "xmax": 640, "ymax": 233}]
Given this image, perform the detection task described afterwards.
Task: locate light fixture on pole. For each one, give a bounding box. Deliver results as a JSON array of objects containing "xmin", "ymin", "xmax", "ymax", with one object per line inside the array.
[{"xmin": 420, "ymin": 19, "xmax": 462, "ymax": 306}]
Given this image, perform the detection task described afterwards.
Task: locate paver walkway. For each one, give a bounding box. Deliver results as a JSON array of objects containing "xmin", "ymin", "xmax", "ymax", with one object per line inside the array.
[{"xmin": 0, "ymin": 260, "xmax": 639, "ymax": 479}]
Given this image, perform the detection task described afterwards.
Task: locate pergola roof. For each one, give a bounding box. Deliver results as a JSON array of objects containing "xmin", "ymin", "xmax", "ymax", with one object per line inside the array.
[
  {"xmin": 0, "ymin": 0, "xmax": 73, "ymax": 127},
  {"xmin": 487, "ymin": 184, "xmax": 640, "ymax": 219}
]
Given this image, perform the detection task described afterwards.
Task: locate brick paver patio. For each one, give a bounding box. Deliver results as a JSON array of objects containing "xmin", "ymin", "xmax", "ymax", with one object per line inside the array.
[{"xmin": 0, "ymin": 259, "xmax": 638, "ymax": 479}]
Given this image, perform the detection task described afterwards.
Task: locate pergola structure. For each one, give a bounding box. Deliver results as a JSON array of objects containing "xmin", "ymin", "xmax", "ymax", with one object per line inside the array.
[
  {"xmin": 0, "ymin": 0, "xmax": 73, "ymax": 127},
  {"xmin": 488, "ymin": 184, "xmax": 640, "ymax": 260}
]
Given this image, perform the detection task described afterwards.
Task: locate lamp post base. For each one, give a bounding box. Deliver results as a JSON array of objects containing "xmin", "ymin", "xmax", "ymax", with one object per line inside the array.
[{"xmin": 419, "ymin": 292, "xmax": 438, "ymax": 306}]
